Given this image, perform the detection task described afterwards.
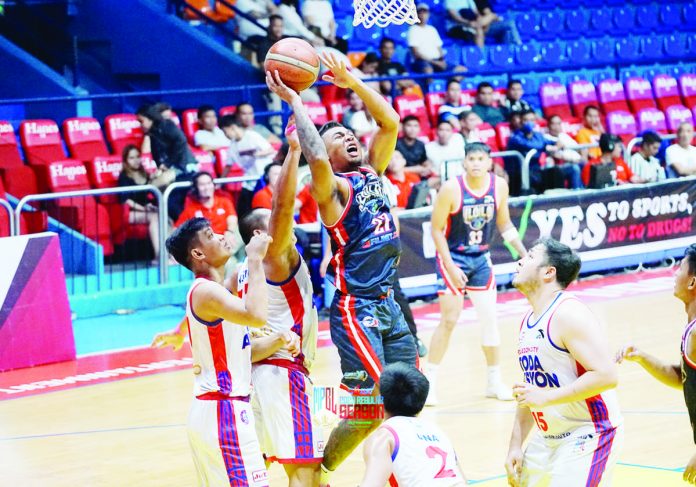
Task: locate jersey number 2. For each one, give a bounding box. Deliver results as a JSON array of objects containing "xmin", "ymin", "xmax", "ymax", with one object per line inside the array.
[
  {"xmin": 372, "ymin": 214, "xmax": 391, "ymax": 235},
  {"xmin": 426, "ymin": 446, "xmax": 456, "ymax": 479}
]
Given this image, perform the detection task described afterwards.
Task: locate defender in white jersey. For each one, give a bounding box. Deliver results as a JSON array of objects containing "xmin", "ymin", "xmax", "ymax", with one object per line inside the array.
[
  {"xmin": 165, "ymin": 218, "xmax": 272, "ymax": 486},
  {"xmin": 506, "ymin": 238, "xmax": 623, "ymax": 487},
  {"xmin": 361, "ymin": 363, "xmax": 466, "ymax": 487}
]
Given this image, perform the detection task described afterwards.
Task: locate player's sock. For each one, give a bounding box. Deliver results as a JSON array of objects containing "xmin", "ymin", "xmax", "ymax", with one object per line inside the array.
[
  {"xmin": 319, "ymin": 463, "xmax": 332, "ymax": 487},
  {"xmin": 487, "ymin": 365, "xmax": 502, "ymax": 385},
  {"xmin": 424, "ymin": 363, "xmax": 439, "ymax": 406},
  {"xmin": 485, "ymin": 366, "xmax": 513, "ymax": 401}
]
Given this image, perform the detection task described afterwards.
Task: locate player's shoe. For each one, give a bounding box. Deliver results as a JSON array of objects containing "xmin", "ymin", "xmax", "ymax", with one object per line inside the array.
[
  {"xmin": 485, "ymin": 382, "xmax": 514, "ymax": 401},
  {"xmin": 416, "ymin": 338, "xmax": 428, "ymax": 358}
]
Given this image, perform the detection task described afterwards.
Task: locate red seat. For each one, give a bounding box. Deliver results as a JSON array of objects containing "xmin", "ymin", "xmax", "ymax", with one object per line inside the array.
[
  {"xmin": 560, "ymin": 117, "xmax": 583, "ymax": 138},
  {"xmin": 680, "ymin": 74, "xmax": 696, "ymax": 109},
  {"xmin": 306, "ymin": 102, "xmax": 329, "ymax": 126},
  {"xmin": 598, "ymin": 79, "xmax": 630, "ymax": 114},
  {"xmin": 625, "ymin": 77, "xmax": 657, "ymax": 113},
  {"xmin": 394, "ymin": 95, "xmax": 430, "ymax": 137},
  {"xmin": 496, "ymin": 122, "xmax": 512, "ymax": 149},
  {"xmin": 568, "ymin": 81, "xmax": 598, "ymax": 119},
  {"xmin": 425, "ymin": 92, "xmax": 447, "ymax": 127},
  {"xmin": 605, "ymin": 111, "xmax": 637, "ymax": 146},
  {"xmin": 326, "ymin": 101, "xmax": 348, "ymax": 123},
  {"xmin": 665, "ymin": 105, "xmax": 694, "ymax": 132},
  {"xmin": 219, "ymin": 105, "xmax": 237, "ymax": 117},
  {"xmin": 86, "ymin": 155, "xmax": 123, "ymax": 201},
  {"xmin": 477, "ymin": 123, "xmax": 500, "ymax": 152},
  {"xmin": 181, "ymin": 109, "xmax": 199, "ymax": 146},
  {"xmin": 0, "ymin": 177, "xmax": 11, "ymax": 236},
  {"xmin": 63, "ymin": 117, "xmax": 109, "ymax": 162},
  {"xmin": 19, "ymin": 119, "xmax": 66, "ymax": 166},
  {"xmin": 636, "ymin": 108, "xmax": 667, "ymax": 134},
  {"xmin": 104, "ymin": 114, "xmax": 144, "ymax": 155},
  {"xmin": 45, "ymin": 159, "xmax": 113, "ymax": 256},
  {"xmin": 191, "ymin": 147, "xmax": 217, "ymax": 176},
  {"xmin": 540, "ymin": 83, "xmax": 572, "ymax": 119},
  {"xmin": 169, "ymin": 113, "xmax": 181, "ymax": 128},
  {"xmin": 0, "ymin": 121, "xmax": 24, "ymax": 168},
  {"xmin": 653, "ymin": 75, "xmax": 682, "ymax": 111}
]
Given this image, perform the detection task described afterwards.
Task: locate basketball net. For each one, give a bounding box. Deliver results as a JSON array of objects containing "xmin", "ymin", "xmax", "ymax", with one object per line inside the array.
[{"xmin": 353, "ymin": 0, "xmax": 419, "ymax": 28}]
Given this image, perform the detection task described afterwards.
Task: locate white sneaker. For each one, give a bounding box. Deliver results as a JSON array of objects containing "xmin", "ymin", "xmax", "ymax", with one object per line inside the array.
[{"xmin": 485, "ymin": 382, "xmax": 514, "ymax": 401}]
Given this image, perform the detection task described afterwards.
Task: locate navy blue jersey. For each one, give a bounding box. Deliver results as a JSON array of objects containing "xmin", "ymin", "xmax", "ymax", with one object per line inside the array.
[
  {"xmin": 445, "ymin": 174, "xmax": 497, "ymax": 255},
  {"xmin": 326, "ymin": 166, "xmax": 401, "ymax": 298}
]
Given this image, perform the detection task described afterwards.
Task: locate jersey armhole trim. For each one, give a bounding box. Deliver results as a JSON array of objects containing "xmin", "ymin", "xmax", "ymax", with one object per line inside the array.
[
  {"xmin": 323, "ymin": 175, "xmax": 354, "ymax": 231},
  {"xmin": 382, "ymin": 424, "xmax": 400, "ymax": 462},
  {"xmin": 546, "ymin": 299, "xmax": 570, "ymax": 353},
  {"xmin": 266, "ymin": 256, "xmax": 303, "ymax": 286},
  {"xmin": 684, "ymin": 320, "xmax": 696, "ymax": 369},
  {"xmin": 189, "ymin": 282, "xmax": 223, "ymax": 327}
]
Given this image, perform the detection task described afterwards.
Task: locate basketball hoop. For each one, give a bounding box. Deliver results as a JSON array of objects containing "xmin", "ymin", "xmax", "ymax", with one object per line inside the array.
[{"xmin": 353, "ymin": 0, "xmax": 419, "ymax": 28}]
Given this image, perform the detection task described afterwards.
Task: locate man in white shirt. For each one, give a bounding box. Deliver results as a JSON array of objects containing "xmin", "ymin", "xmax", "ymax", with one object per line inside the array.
[
  {"xmin": 408, "ymin": 4, "xmax": 447, "ymax": 73},
  {"xmin": 426, "ymin": 121, "xmax": 466, "ymax": 180},
  {"xmin": 460, "ymin": 111, "xmax": 483, "ymax": 143},
  {"xmin": 545, "ymin": 114, "xmax": 582, "ymax": 164},
  {"xmin": 667, "ymin": 122, "xmax": 696, "ymax": 177},
  {"xmin": 277, "ymin": 0, "xmax": 324, "ymax": 47},
  {"xmin": 194, "ymin": 105, "xmax": 231, "ymax": 151},
  {"xmin": 236, "ymin": 0, "xmax": 276, "ymax": 40},
  {"xmin": 301, "ymin": 0, "xmax": 346, "ymax": 52},
  {"xmin": 629, "ymin": 131, "xmax": 666, "ymax": 183},
  {"xmin": 438, "ymin": 79, "xmax": 472, "ymax": 131}
]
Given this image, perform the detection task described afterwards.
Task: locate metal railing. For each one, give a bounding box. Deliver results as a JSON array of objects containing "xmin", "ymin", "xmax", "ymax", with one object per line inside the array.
[
  {"xmin": 625, "ymin": 134, "xmax": 677, "ymax": 161},
  {"xmin": 523, "ymin": 142, "xmax": 600, "ymax": 191},
  {"xmin": 441, "ymin": 150, "xmax": 525, "ymax": 184},
  {"xmin": 0, "ymin": 199, "xmax": 15, "ymax": 237}
]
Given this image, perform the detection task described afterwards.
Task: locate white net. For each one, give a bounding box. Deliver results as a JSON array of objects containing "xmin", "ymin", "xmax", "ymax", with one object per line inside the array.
[{"xmin": 353, "ymin": 0, "xmax": 419, "ymax": 28}]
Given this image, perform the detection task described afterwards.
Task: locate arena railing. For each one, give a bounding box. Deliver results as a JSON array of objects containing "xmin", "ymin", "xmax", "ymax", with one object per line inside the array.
[
  {"xmin": 442, "ymin": 150, "xmax": 525, "ymax": 184},
  {"xmin": 625, "ymin": 134, "xmax": 677, "ymax": 161},
  {"xmin": 14, "ymin": 185, "xmax": 164, "ymax": 295},
  {"xmin": 0, "ymin": 198, "xmax": 15, "ymax": 237},
  {"xmin": 523, "ymin": 142, "xmax": 598, "ymax": 188}
]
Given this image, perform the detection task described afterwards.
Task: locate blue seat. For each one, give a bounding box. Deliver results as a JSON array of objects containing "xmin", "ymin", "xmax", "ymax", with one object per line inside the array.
[
  {"xmin": 384, "ymin": 23, "xmax": 409, "ymax": 46},
  {"xmin": 428, "ymin": 79, "xmax": 446, "ymax": 93},
  {"xmin": 660, "ymin": 4, "xmax": 683, "ymax": 29},
  {"xmin": 619, "ymin": 66, "xmax": 642, "ymax": 84},
  {"xmin": 516, "ymin": 42, "xmax": 541, "ymax": 70},
  {"xmin": 687, "ymin": 32, "xmax": 696, "ymax": 57},
  {"xmin": 392, "ymin": 44, "xmax": 409, "ymax": 65},
  {"xmin": 612, "ymin": 7, "xmax": 636, "ymax": 36},
  {"xmin": 566, "ymin": 39, "xmax": 591, "ymax": 66},
  {"xmin": 589, "ymin": 8, "xmax": 612, "ymax": 33},
  {"xmin": 489, "ymin": 45, "xmax": 516, "ymax": 70},
  {"xmin": 663, "ymin": 33, "xmax": 688, "ymax": 61},
  {"xmin": 335, "ymin": 16, "xmax": 353, "ymax": 41},
  {"xmin": 565, "ymin": 10, "xmax": 590, "ymax": 38},
  {"xmin": 616, "ymin": 37, "xmax": 641, "ymax": 63},
  {"xmin": 520, "ymin": 72, "xmax": 562, "ymax": 107},
  {"xmin": 635, "ymin": 4, "xmax": 660, "ymax": 31},
  {"xmin": 461, "ymin": 75, "xmax": 507, "ymax": 91},
  {"xmin": 591, "ymin": 37, "xmax": 616, "ymax": 65},
  {"xmin": 444, "ymin": 45, "xmax": 462, "ymax": 69},
  {"xmin": 539, "ymin": 10, "xmax": 565, "ymax": 40},
  {"xmin": 640, "ymin": 36, "xmax": 663, "ymax": 62},
  {"xmin": 541, "ymin": 41, "xmax": 567, "ymax": 68},
  {"xmin": 514, "ymin": 12, "xmax": 541, "ymax": 41},
  {"xmin": 461, "ymin": 46, "xmax": 486, "ymax": 72},
  {"xmin": 589, "ymin": 68, "xmax": 616, "ymax": 86},
  {"xmin": 684, "ymin": 4, "xmax": 696, "ymax": 30},
  {"xmin": 351, "ymin": 25, "xmax": 381, "ymax": 49}
]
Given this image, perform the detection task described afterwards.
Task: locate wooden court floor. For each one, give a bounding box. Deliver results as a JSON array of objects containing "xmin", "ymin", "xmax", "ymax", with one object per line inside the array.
[{"xmin": 0, "ymin": 281, "xmax": 692, "ymax": 486}]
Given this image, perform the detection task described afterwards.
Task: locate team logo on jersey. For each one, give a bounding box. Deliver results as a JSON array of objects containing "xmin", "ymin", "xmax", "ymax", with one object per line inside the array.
[
  {"xmin": 462, "ymin": 197, "xmax": 495, "ymax": 230},
  {"xmin": 252, "ymin": 470, "xmax": 268, "ymax": 483},
  {"xmin": 355, "ymin": 179, "xmax": 386, "ymax": 215},
  {"xmin": 536, "ymin": 329, "xmax": 545, "ymax": 340},
  {"xmin": 361, "ymin": 316, "xmax": 380, "ymax": 328},
  {"xmin": 240, "ymin": 410, "xmax": 249, "ymax": 424}
]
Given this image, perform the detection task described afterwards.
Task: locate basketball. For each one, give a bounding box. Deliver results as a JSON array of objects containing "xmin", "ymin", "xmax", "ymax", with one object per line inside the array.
[{"xmin": 264, "ymin": 37, "xmax": 320, "ymax": 92}]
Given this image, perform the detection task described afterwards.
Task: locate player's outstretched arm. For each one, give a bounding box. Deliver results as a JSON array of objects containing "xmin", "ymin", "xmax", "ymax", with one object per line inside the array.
[
  {"xmin": 495, "ymin": 177, "xmax": 527, "ymax": 258},
  {"xmin": 515, "ymin": 300, "xmax": 618, "ymax": 408},
  {"xmin": 266, "ymin": 117, "xmax": 302, "ymax": 275},
  {"xmin": 505, "ymin": 406, "xmax": 535, "ymax": 487},
  {"xmin": 193, "ymin": 235, "xmax": 271, "ymax": 328},
  {"xmin": 431, "ymin": 179, "xmax": 467, "ymax": 289},
  {"xmin": 321, "ymin": 52, "xmax": 399, "ymax": 176},
  {"xmin": 616, "ymin": 344, "xmax": 682, "ymax": 389},
  {"xmin": 359, "ymin": 428, "xmax": 395, "ymax": 487}
]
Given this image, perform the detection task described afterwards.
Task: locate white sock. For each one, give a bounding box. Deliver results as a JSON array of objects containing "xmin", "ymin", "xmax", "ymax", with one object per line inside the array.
[
  {"xmin": 487, "ymin": 365, "xmax": 502, "ymax": 385},
  {"xmin": 425, "ymin": 363, "xmax": 439, "ymax": 378}
]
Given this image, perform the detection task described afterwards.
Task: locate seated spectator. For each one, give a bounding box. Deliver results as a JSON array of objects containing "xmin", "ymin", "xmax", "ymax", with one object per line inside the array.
[
  {"xmin": 194, "ymin": 105, "xmax": 230, "ymax": 151},
  {"xmin": 377, "ymin": 37, "xmax": 415, "ymax": 95},
  {"xmin": 236, "ymin": 0, "xmax": 277, "ymax": 41},
  {"xmin": 354, "ymin": 52, "xmax": 382, "ymax": 94},
  {"xmin": 277, "ymin": 0, "xmax": 324, "ymax": 47},
  {"xmin": 252, "ymin": 14, "xmax": 286, "ymax": 67},
  {"xmin": 474, "ymin": 0, "xmax": 521, "ymax": 45},
  {"xmin": 220, "ymin": 115, "xmax": 276, "ymax": 217},
  {"xmin": 666, "ymin": 122, "xmax": 696, "ymax": 177},
  {"xmin": 545, "ymin": 115, "xmax": 583, "ymax": 164},
  {"xmin": 629, "ymin": 131, "xmax": 666, "ymax": 183},
  {"xmin": 142, "ymin": 102, "xmax": 176, "ymax": 154},
  {"xmin": 445, "ymin": 0, "xmax": 484, "ymax": 46},
  {"xmin": 409, "ymin": 4, "xmax": 464, "ymax": 74},
  {"xmin": 500, "ymin": 79, "xmax": 532, "ymax": 121},
  {"xmin": 426, "ymin": 121, "xmax": 466, "ymax": 179},
  {"xmin": 296, "ymin": 183, "xmax": 318, "ymax": 223},
  {"xmin": 583, "ymin": 133, "xmax": 635, "ymax": 187},
  {"xmin": 118, "ymin": 145, "xmax": 161, "ymax": 262},
  {"xmin": 251, "ymin": 162, "xmax": 283, "ymax": 210},
  {"xmin": 459, "ymin": 111, "xmax": 484, "ymax": 142},
  {"xmin": 472, "ymin": 82, "xmax": 505, "ymax": 127},
  {"xmin": 575, "ymin": 105, "xmax": 604, "ymax": 160},
  {"xmin": 386, "ymin": 150, "xmax": 421, "ymax": 208},
  {"xmin": 506, "ymin": 109, "xmax": 557, "ymax": 193},
  {"xmin": 396, "ymin": 115, "xmax": 434, "ymax": 178},
  {"xmin": 343, "ymin": 90, "xmax": 378, "ymax": 139},
  {"xmin": 301, "ymin": 0, "xmax": 347, "ymax": 52},
  {"xmin": 235, "ymin": 102, "xmax": 282, "ymax": 147},
  {"xmin": 438, "ymin": 79, "xmax": 472, "ymax": 131}
]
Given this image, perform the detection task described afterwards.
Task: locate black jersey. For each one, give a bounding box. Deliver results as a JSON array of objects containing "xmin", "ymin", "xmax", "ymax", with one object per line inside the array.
[{"xmin": 681, "ymin": 319, "xmax": 696, "ymax": 443}]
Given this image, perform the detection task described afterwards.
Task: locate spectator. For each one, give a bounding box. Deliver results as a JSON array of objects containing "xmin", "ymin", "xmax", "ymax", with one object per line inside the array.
[
  {"xmin": 575, "ymin": 105, "xmax": 604, "ymax": 160},
  {"xmin": 386, "ymin": 150, "xmax": 422, "ymax": 208},
  {"xmin": 445, "ymin": 0, "xmax": 484, "ymax": 46},
  {"xmin": 235, "ymin": 102, "xmax": 282, "ymax": 147},
  {"xmin": 354, "ymin": 52, "xmax": 382, "ymax": 93},
  {"xmin": 142, "ymin": 102, "xmax": 176, "ymax": 154},
  {"xmin": 629, "ymin": 131, "xmax": 666, "ymax": 183},
  {"xmin": 473, "ymin": 0, "xmax": 520, "ymax": 45},
  {"xmin": 193, "ymin": 105, "xmax": 230, "ymax": 151},
  {"xmin": 583, "ymin": 133, "xmax": 635, "ymax": 186},
  {"xmin": 545, "ymin": 114, "xmax": 583, "ymax": 164},
  {"xmin": 377, "ymin": 37, "xmax": 415, "ymax": 95},
  {"xmin": 459, "ymin": 111, "xmax": 484, "ymax": 142},
  {"xmin": 438, "ymin": 79, "xmax": 472, "ymax": 131},
  {"xmin": 426, "ymin": 121, "xmax": 466, "ymax": 179},
  {"xmin": 301, "ymin": 0, "xmax": 347, "ymax": 52},
  {"xmin": 506, "ymin": 109, "xmax": 557, "ymax": 193},
  {"xmin": 117, "ymin": 145, "xmax": 161, "ymax": 262},
  {"xmin": 220, "ymin": 115, "xmax": 276, "ymax": 217},
  {"xmin": 236, "ymin": 0, "xmax": 277, "ymax": 41},
  {"xmin": 136, "ymin": 104, "xmax": 197, "ymax": 219},
  {"xmin": 252, "ymin": 14, "xmax": 286, "ymax": 68},
  {"xmin": 666, "ymin": 122, "xmax": 696, "ymax": 177},
  {"xmin": 251, "ymin": 161, "xmax": 283, "ymax": 210},
  {"xmin": 408, "ymin": 4, "xmax": 463, "ymax": 74},
  {"xmin": 343, "ymin": 90, "xmax": 378, "ymax": 139},
  {"xmin": 500, "ymin": 79, "xmax": 532, "ymax": 120},
  {"xmin": 472, "ymin": 82, "xmax": 505, "ymax": 126},
  {"xmin": 396, "ymin": 115, "xmax": 434, "ymax": 178},
  {"xmin": 277, "ymin": 0, "xmax": 324, "ymax": 47},
  {"xmin": 296, "ymin": 183, "xmax": 318, "ymax": 223}
]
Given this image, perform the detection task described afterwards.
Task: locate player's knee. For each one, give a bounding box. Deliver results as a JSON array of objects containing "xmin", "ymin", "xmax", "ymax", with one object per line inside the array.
[{"xmin": 439, "ymin": 316, "xmax": 458, "ymax": 332}]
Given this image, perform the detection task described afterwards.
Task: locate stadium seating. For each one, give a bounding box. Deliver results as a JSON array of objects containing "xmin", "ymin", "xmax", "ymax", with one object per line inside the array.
[
  {"xmin": 653, "ymin": 74, "xmax": 683, "ymax": 110},
  {"xmin": 568, "ymin": 80, "xmax": 598, "ymax": 118},
  {"xmin": 540, "ymin": 82, "xmax": 572, "ymax": 118},
  {"xmin": 306, "ymin": 102, "xmax": 330, "ymax": 126},
  {"xmin": 625, "ymin": 77, "xmax": 657, "ymax": 112},
  {"xmin": 598, "ymin": 79, "xmax": 630, "ymax": 113},
  {"xmin": 679, "ymin": 74, "xmax": 696, "ymax": 108},
  {"xmin": 606, "ymin": 111, "xmax": 637, "ymax": 145},
  {"xmin": 104, "ymin": 114, "xmax": 144, "ymax": 155},
  {"xmin": 181, "ymin": 109, "xmax": 199, "ymax": 145},
  {"xmin": 394, "ymin": 95, "xmax": 430, "ymax": 137},
  {"xmin": 63, "ymin": 117, "xmax": 110, "ymax": 162},
  {"xmin": 191, "ymin": 148, "xmax": 217, "ymax": 176},
  {"xmin": 20, "ymin": 119, "xmax": 66, "ymax": 166},
  {"xmin": 219, "ymin": 105, "xmax": 237, "ymax": 117},
  {"xmin": 665, "ymin": 105, "xmax": 693, "ymax": 132},
  {"xmin": 0, "ymin": 120, "xmax": 25, "ymax": 168},
  {"xmin": 636, "ymin": 108, "xmax": 667, "ymax": 134}
]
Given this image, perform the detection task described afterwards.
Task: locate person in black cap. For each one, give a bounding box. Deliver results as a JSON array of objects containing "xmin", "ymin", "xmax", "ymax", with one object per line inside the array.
[{"xmin": 582, "ymin": 133, "xmax": 636, "ymax": 187}]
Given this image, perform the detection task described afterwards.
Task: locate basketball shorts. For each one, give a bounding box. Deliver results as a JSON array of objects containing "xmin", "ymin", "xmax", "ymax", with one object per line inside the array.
[
  {"xmin": 187, "ymin": 397, "xmax": 269, "ymax": 487},
  {"xmin": 436, "ymin": 251, "xmax": 494, "ymax": 295},
  {"xmin": 521, "ymin": 424, "xmax": 624, "ymax": 487},
  {"xmin": 251, "ymin": 364, "xmax": 324, "ymax": 464},
  {"xmin": 329, "ymin": 291, "xmax": 417, "ymax": 394}
]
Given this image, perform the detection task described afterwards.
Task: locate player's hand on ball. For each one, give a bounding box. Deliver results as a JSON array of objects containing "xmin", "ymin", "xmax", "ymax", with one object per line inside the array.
[
  {"xmin": 279, "ymin": 330, "xmax": 301, "ymax": 357},
  {"xmin": 151, "ymin": 330, "xmax": 185, "ymax": 351},
  {"xmin": 320, "ymin": 52, "xmax": 357, "ymax": 89},
  {"xmin": 505, "ymin": 448, "xmax": 523, "ymax": 487},
  {"xmin": 615, "ymin": 344, "xmax": 642, "ymax": 364},
  {"xmin": 445, "ymin": 263, "xmax": 468, "ymax": 290},
  {"xmin": 265, "ymin": 70, "xmax": 300, "ymax": 104},
  {"xmin": 246, "ymin": 234, "xmax": 273, "ymax": 261},
  {"xmin": 285, "ymin": 116, "xmax": 300, "ymax": 151},
  {"xmin": 513, "ymin": 383, "xmax": 550, "ymax": 408},
  {"xmin": 684, "ymin": 451, "xmax": 696, "ymax": 484}
]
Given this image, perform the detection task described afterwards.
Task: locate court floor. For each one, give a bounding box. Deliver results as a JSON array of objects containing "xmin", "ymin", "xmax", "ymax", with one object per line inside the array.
[{"xmin": 0, "ymin": 268, "xmax": 692, "ymax": 486}]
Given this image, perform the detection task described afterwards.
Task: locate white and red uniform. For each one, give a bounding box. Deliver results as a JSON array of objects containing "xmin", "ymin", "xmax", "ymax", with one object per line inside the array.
[
  {"xmin": 186, "ymin": 277, "xmax": 269, "ymax": 487},
  {"xmin": 380, "ymin": 416, "xmax": 464, "ymax": 487},
  {"xmin": 517, "ymin": 291, "xmax": 624, "ymax": 487},
  {"xmin": 238, "ymin": 258, "xmax": 324, "ymax": 464}
]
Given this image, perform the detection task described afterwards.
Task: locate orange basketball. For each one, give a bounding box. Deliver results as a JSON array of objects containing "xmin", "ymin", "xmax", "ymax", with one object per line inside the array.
[{"xmin": 264, "ymin": 38, "xmax": 320, "ymax": 92}]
